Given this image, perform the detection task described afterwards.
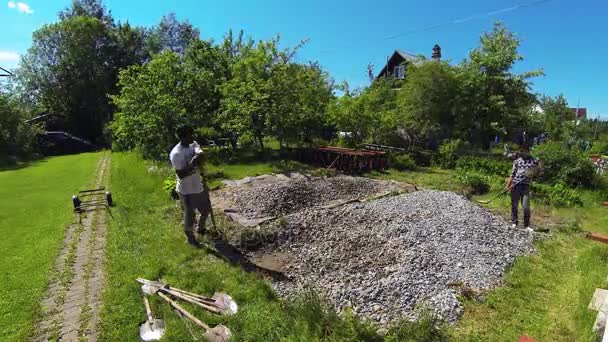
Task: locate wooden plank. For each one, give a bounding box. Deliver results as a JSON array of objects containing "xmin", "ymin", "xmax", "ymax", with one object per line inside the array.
[
  {"xmin": 587, "ymin": 233, "xmax": 608, "ymax": 244},
  {"xmin": 590, "ymin": 289, "xmax": 608, "ymax": 311}
]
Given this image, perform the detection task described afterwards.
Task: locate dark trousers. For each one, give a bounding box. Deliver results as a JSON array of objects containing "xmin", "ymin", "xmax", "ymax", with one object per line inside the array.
[
  {"xmin": 511, "ymin": 183, "xmax": 530, "ymax": 226},
  {"xmin": 178, "ymin": 191, "xmax": 210, "ymax": 233}
]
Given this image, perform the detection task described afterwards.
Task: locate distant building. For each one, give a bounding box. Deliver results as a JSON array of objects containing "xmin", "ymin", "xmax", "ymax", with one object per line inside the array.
[
  {"xmin": 570, "ymin": 107, "xmax": 587, "ymax": 120},
  {"xmin": 375, "ymin": 45, "xmax": 441, "ymax": 81}
]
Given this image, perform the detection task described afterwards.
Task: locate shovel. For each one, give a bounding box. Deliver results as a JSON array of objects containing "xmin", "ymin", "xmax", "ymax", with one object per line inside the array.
[
  {"xmin": 139, "ymin": 296, "xmax": 166, "ymax": 341},
  {"xmin": 138, "ymin": 278, "xmax": 238, "ymax": 316},
  {"xmin": 157, "ymin": 291, "xmax": 231, "ymax": 342},
  {"xmin": 476, "ymin": 189, "xmax": 509, "ymax": 204}
]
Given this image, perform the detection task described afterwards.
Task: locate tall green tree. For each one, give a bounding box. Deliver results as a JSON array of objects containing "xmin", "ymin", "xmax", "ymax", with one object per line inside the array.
[
  {"xmin": 111, "ymin": 41, "xmax": 227, "ymax": 159},
  {"xmin": 19, "ymin": 16, "xmax": 119, "ymax": 144},
  {"xmin": 395, "ymin": 61, "xmax": 459, "ymax": 144},
  {"xmin": 454, "ymin": 22, "xmax": 541, "ymax": 146},
  {"xmin": 145, "ymin": 13, "xmax": 200, "ymax": 56}
]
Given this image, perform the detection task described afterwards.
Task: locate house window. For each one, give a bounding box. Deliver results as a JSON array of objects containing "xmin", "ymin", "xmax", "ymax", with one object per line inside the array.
[{"xmin": 393, "ymin": 65, "xmax": 405, "ymax": 79}]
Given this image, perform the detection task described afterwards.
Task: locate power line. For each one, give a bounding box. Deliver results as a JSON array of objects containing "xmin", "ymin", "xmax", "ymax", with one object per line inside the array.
[
  {"xmin": 320, "ymin": 0, "xmax": 555, "ymax": 54},
  {"xmin": 0, "ymin": 66, "xmax": 14, "ymax": 77}
]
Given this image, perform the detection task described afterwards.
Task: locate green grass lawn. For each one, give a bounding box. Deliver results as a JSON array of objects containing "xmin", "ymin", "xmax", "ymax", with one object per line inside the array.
[
  {"xmin": 0, "ymin": 152, "xmax": 102, "ymax": 341},
  {"xmin": 101, "ymin": 152, "xmax": 444, "ymax": 341}
]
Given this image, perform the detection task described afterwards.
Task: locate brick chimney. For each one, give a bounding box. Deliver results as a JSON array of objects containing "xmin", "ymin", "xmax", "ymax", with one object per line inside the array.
[{"xmin": 432, "ymin": 44, "xmax": 441, "ymax": 61}]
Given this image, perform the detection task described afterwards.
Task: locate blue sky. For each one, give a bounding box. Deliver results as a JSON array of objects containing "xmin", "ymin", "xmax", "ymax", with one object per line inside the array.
[{"xmin": 2, "ymin": 0, "xmax": 607, "ymax": 117}]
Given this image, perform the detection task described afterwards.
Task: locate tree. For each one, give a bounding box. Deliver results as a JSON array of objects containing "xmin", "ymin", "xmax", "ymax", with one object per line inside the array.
[
  {"xmin": 145, "ymin": 13, "xmax": 200, "ymax": 56},
  {"xmin": 59, "ymin": 0, "xmax": 114, "ymax": 27},
  {"xmin": 267, "ymin": 62, "xmax": 333, "ymax": 146},
  {"xmin": 19, "ymin": 16, "xmax": 119, "ymax": 144},
  {"xmin": 0, "ymin": 94, "xmax": 42, "ymax": 162},
  {"xmin": 395, "ymin": 61, "xmax": 459, "ymax": 144},
  {"xmin": 539, "ymin": 94, "xmax": 573, "ymax": 141},
  {"xmin": 454, "ymin": 22, "xmax": 541, "ymax": 147},
  {"xmin": 327, "ymin": 79, "xmax": 396, "ymax": 144},
  {"xmin": 111, "ymin": 41, "xmax": 226, "ymax": 159}
]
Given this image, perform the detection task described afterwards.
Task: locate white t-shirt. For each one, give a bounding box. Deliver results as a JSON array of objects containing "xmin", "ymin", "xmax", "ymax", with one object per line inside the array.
[{"xmin": 169, "ymin": 141, "xmax": 204, "ymax": 195}]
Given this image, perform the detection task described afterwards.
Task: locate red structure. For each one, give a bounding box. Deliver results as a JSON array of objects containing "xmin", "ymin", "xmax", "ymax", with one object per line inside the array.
[{"xmin": 307, "ymin": 146, "xmax": 388, "ymax": 173}]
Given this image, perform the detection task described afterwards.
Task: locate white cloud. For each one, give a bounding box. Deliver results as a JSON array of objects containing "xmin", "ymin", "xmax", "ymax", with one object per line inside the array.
[
  {"xmin": 16, "ymin": 2, "xmax": 33, "ymax": 14},
  {"xmin": 7, "ymin": 1, "xmax": 33, "ymax": 14},
  {"xmin": 0, "ymin": 51, "xmax": 20, "ymax": 63}
]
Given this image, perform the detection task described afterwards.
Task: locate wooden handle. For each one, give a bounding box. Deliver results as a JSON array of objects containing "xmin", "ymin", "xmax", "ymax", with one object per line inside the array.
[
  {"xmin": 157, "ymin": 292, "xmax": 210, "ymax": 330},
  {"xmin": 143, "ymin": 296, "xmax": 154, "ymax": 324},
  {"xmin": 162, "ymin": 288, "xmax": 222, "ymax": 315},
  {"xmin": 167, "ymin": 286, "xmax": 216, "ymax": 304}
]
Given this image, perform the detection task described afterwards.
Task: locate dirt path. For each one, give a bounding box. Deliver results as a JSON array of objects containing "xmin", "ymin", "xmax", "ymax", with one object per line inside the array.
[{"xmin": 35, "ymin": 153, "xmax": 110, "ymax": 341}]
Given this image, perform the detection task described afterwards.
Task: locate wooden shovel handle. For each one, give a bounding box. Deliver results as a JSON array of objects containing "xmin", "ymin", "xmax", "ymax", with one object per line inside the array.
[
  {"xmin": 167, "ymin": 286, "xmax": 216, "ymax": 304},
  {"xmin": 157, "ymin": 292, "xmax": 211, "ymax": 331},
  {"xmin": 143, "ymin": 296, "xmax": 154, "ymax": 324},
  {"xmin": 163, "ymin": 289, "xmax": 222, "ymax": 315}
]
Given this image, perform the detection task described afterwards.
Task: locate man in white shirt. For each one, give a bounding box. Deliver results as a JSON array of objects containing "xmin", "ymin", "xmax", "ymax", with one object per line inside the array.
[{"xmin": 169, "ymin": 125, "xmax": 210, "ymax": 247}]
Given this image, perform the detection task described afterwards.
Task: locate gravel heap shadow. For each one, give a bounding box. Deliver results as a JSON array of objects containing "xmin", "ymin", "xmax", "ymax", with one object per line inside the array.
[{"xmin": 256, "ymin": 190, "xmax": 534, "ymax": 324}]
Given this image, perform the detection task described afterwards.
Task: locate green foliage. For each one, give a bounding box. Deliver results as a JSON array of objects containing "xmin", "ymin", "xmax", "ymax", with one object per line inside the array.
[
  {"xmin": 532, "ymin": 142, "xmax": 596, "ymax": 188},
  {"xmin": 437, "ymin": 139, "xmax": 464, "ymax": 169},
  {"xmin": 531, "ymin": 182, "xmax": 584, "ymax": 207},
  {"xmin": 0, "ymin": 94, "xmax": 42, "ymax": 163},
  {"xmin": 457, "ymin": 170, "xmax": 490, "ymax": 195},
  {"xmin": 144, "ymin": 13, "xmax": 199, "ymax": 55},
  {"xmin": 395, "ymin": 61, "xmax": 459, "ymax": 142},
  {"xmin": 162, "ymin": 177, "xmax": 176, "ymax": 195},
  {"xmin": 110, "ymin": 40, "xmax": 227, "ymax": 159},
  {"xmin": 327, "ymin": 78, "xmax": 396, "ymax": 144},
  {"xmin": 456, "ymin": 156, "xmax": 511, "ymax": 176},
  {"xmin": 390, "ymin": 153, "xmax": 417, "ymax": 171},
  {"xmin": 539, "ymin": 95, "xmax": 574, "ymax": 141},
  {"xmin": 454, "ymin": 23, "xmax": 541, "ymax": 147}
]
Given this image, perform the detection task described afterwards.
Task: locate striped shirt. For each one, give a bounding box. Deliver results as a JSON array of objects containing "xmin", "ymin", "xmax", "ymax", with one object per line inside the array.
[{"xmin": 511, "ymin": 155, "xmax": 539, "ymax": 185}]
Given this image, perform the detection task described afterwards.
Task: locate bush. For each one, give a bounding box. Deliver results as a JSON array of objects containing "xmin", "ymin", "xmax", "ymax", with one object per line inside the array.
[
  {"xmin": 456, "ymin": 156, "xmax": 511, "ymax": 176},
  {"xmin": 531, "ymin": 182, "xmax": 583, "ymax": 207},
  {"xmin": 457, "ymin": 171, "xmax": 490, "ymax": 195},
  {"xmin": 532, "ymin": 142, "xmax": 596, "ymax": 188},
  {"xmin": 409, "ymin": 149, "xmax": 435, "ymax": 167},
  {"xmin": 390, "ymin": 153, "xmax": 416, "ymax": 171},
  {"xmin": 437, "ymin": 139, "xmax": 464, "ymax": 169}
]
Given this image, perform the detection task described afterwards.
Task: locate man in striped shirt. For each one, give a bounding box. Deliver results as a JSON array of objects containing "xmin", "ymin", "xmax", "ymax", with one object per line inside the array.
[{"xmin": 506, "ymin": 145, "xmax": 541, "ymax": 230}]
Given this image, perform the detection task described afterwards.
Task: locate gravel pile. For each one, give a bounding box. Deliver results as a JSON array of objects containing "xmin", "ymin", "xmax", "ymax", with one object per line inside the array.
[
  {"xmin": 223, "ymin": 175, "xmax": 405, "ymax": 219},
  {"xmin": 256, "ymin": 190, "xmax": 534, "ymax": 324}
]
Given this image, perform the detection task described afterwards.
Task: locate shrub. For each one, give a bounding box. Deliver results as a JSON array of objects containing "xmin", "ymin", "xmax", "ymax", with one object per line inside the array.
[
  {"xmin": 409, "ymin": 149, "xmax": 435, "ymax": 167},
  {"xmin": 437, "ymin": 139, "xmax": 464, "ymax": 169},
  {"xmin": 531, "ymin": 182, "xmax": 583, "ymax": 207},
  {"xmin": 457, "ymin": 171, "xmax": 490, "ymax": 195},
  {"xmin": 532, "ymin": 142, "xmax": 596, "ymax": 188},
  {"xmin": 456, "ymin": 156, "xmax": 511, "ymax": 176},
  {"xmin": 390, "ymin": 153, "xmax": 417, "ymax": 171}
]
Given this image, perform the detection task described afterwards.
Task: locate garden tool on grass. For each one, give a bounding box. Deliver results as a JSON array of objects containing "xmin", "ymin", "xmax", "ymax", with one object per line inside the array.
[
  {"xmin": 137, "ymin": 278, "xmax": 238, "ymax": 316},
  {"xmin": 157, "ymin": 291, "xmax": 232, "ymax": 342},
  {"xmin": 139, "ymin": 295, "xmax": 166, "ymax": 341},
  {"xmin": 476, "ymin": 189, "xmax": 509, "ymax": 204}
]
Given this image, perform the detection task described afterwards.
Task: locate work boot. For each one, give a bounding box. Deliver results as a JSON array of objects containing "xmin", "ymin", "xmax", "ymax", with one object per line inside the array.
[{"xmin": 186, "ymin": 232, "xmax": 202, "ymax": 248}]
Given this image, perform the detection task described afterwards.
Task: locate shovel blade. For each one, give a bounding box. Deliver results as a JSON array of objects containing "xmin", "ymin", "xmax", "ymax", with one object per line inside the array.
[
  {"xmin": 139, "ymin": 319, "xmax": 165, "ymax": 341},
  {"xmin": 203, "ymin": 325, "xmax": 231, "ymax": 342},
  {"xmin": 211, "ymin": 293, "xmax": 238, "ymax": 315}
]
